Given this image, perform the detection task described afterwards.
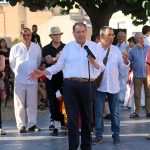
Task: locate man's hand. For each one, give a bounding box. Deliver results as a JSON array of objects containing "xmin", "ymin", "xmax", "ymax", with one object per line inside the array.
[
  {"xmin": 88, "ymin": 55, "xmax": 99, "ymax": 69},
  {"xmin": 148, "ymin": 80, "xmax": 150, "ymax": 88},
  {"xmin": 122, "ymin": 51, "xmax": 129, "ymax": 65},
  {"xmin": 45, "ymin": 55, "xmax": 53, "ymax": 64},
  {"xmin": 29, "ymin": 69, "xmax": 50, "ymax": 80},
  {"xmin": 56, "ymin": 52, "xmax": 61, "ymax": 60}
]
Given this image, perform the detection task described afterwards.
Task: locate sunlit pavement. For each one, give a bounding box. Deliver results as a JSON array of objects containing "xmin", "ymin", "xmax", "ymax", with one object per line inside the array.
[{"xmin": 0, "ymin": 107, "xmax": 150, "ymax": 150}]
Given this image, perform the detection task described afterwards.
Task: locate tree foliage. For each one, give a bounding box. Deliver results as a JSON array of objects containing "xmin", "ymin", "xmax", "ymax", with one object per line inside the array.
[{"xmin": 1, "ymin": 0, "xmax": 150, "ymax": 33}]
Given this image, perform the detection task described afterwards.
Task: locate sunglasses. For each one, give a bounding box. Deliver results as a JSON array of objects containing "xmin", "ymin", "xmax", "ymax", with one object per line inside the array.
[{"xmin": 23, "ymin": 34, "xmax": 31, "ymax": 37}]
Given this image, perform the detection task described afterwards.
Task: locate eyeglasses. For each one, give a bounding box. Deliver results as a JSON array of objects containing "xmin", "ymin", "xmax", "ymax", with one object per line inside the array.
[
  {"xmin": 105, "ymin": 34, "xmax": 115, "ymax": 37},
  {"xmin": 51, "ymin": 34, "xmax": 61, "ymax": 36}
]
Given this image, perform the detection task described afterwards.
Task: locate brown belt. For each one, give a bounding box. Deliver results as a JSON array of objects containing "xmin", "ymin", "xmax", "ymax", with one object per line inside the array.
[{"xmin": 65, "ymin": 77, "xmax": 95, "ymax": 82}]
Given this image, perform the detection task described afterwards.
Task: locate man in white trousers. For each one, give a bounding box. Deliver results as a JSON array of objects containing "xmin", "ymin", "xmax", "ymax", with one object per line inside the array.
[
  {"xmin": 116, "ymin": 31, "xmax": 129, "ymax": 104},
  {"xmin": 9, "ymin": 28, "xmax": 41, "ymax": 133}
]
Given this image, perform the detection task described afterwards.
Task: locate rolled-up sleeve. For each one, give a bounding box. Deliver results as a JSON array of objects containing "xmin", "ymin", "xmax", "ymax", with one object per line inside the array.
[
  {"xmin": 9, "ymin": 46, "xmax": 16, "ymax": 73},
  {"xmin": 118, "ymin": 49, "xmax": 130, "ymax": 76},
  {"xmin": 37, "ymin": 45, "xmax": 42, "ymax": 67},
  {"xmin": 45, "ymin": 45, "xmax": 67, "ymax": 79},
  {"xmin": 94, "ymin": 45, "xmax": 105, "ymax": 76}
]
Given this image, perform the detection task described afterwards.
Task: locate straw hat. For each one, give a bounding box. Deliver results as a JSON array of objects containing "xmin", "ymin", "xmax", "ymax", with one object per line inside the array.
[{"xmin": 49, "ymin": 26, "xmax": 63, "ymax": 36}]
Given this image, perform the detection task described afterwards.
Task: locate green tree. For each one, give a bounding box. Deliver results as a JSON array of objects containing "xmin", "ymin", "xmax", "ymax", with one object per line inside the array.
[{"xmin": 1, "ymin": 0, "xmax": 150, "ymax": 34}]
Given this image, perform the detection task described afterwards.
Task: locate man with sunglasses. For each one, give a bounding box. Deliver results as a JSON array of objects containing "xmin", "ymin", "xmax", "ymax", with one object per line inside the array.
[
  {"xmin": 9, "ymin": 28, "xmax": 42, "ymax": 133},
  {"xmin": 42, "ymin": 26, "xmax": 65, "ymax": 136}
]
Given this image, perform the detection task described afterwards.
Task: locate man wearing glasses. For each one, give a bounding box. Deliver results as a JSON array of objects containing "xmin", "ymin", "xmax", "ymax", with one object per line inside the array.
[
  {"xmin": 93, "ymin": 26, "xmax": 129, "ymax": 145},
  {"xmin": 9, "ymin": 28, "xmax": 42, "ymax": 133},
  {"xmin": 42, "ymin": 26, "xmax": 65, "ymax": 136}
]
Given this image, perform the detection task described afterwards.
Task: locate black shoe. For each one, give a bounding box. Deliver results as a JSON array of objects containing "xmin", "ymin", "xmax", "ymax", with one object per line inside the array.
[
  {"xmin": 92, "ymin": 137, "xmax": 103, "ymax": 145},
  {"xmin": 28, "ymin": 125, "xmax": 41, "ymax": 132},
  {"xmin": 129, "ymin": 112, "xmax": 139, "ymax": 118},
  {"xmin": 146, "ymin": 113, "xmax": 150, "ymax": 117},
  {"xmin": 51, "ymin": 128, "xmax": 58, "ymax": 136},
  {"xmin": 19, "ymin": 126, "xmax": 27, "ymax": 133},
  {"xmin": 146, "ymin": 135, "xmax": 150, "ymax": 140},
  {"xmin": 103, "ymin": 114, "xmax": 111, "ymax": 119},
  {"xmin": 0, "ymin": 129, "xmax": 7, "ymax": 135},
  {"xmin": 113, "ymin": 138, "xmax": 120, "ymax": 145}
]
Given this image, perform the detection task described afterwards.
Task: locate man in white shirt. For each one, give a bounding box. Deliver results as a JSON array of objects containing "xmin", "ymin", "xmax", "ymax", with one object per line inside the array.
[
  {"xmin": 29, "ymin": 22, "xmax": 104, "ymax": 150},
  {"xmin": 142, "ymin": 25, "xmax": 150, "ymax": 46},
  {"xmin": 93, "ymin": 27, "xmax": 129, "ymax": 145},
  {"xmin": 9, "ymin": 28, "xmax": 41, "ymax": 133},
  {"xmin": 116, "ymin": 31, "xmax": 128, "ymax": 53},
  {"xmin": 116, "ymin": 31, "xmax": 129, "ymax": 104}
]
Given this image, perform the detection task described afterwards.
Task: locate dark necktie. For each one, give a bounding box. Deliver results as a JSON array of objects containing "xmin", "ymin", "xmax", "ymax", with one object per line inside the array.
[{"xmin": 103, "ymin": 48, "xmax": 110, "ymax": 65}]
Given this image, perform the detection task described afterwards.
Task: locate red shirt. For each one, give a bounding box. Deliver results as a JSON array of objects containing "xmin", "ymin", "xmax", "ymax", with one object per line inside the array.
[
  {"xmin": 146, "ymin": 49, "xmax": 150, "ymax": 65},
  {"xmin": 39, "ymin": 75, "xmax": 46, "ymax": 82}
]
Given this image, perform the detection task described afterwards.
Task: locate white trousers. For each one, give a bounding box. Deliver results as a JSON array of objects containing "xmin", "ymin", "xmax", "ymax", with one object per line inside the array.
[
  {"xmin": 14, "ymin": 82, "xmax": 38, "ymax": 130},
  {"xmin": 119, "ymin": 73, "xmax": 128, "ymax": 102}
]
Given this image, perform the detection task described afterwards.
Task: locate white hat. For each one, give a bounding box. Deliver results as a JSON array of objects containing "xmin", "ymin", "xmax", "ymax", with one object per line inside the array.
[{"xmin": 49, "ymin": 26, "xmax": 63, "ymax": 36}]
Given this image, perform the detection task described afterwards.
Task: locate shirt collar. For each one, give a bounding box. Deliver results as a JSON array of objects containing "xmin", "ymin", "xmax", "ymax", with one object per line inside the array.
[
  {"xmin": 21, "ymin": 42, "xmax": 32, "ymax": 50},
  {"xmin": 50, "ymin": 41, "xmax": 64, "ymax": 49},
  {"xmin": 99, "ymin": 43, "xmax": 111, "ymax": 51},
  {"xmin": 136, "ymin": 44, "xmax": 147, "ymax": 49},
  {"xmin": 144, "ymin": 35, "xmax": 149, "ymax": 38},
  {"xmin": 118, "ymin": 41, "xmax": 126, "ymax": 46},
  {"xmin": 74, "ymin": 40, "xmax": 88, "ymax": 49}
]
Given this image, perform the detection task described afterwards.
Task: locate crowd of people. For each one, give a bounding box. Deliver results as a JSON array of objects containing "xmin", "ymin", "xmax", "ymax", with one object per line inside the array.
[{"xmin": 0, "ymin": 22, "xmax": 150, "ymax": 150}]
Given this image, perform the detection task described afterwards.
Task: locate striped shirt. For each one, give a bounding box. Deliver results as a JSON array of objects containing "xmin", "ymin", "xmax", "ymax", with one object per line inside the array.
[{"xmin": 129, "ymin": 44, "xmax": 150, "ymax": 78}]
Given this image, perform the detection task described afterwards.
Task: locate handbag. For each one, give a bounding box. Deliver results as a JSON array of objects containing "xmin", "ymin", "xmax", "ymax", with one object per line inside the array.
[{"xmin": 95, "ymin": 48, "xmax": 110, "ymax": 88}]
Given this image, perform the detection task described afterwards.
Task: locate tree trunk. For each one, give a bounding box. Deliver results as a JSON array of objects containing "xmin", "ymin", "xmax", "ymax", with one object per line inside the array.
[
  {"xmin": 80, "ymin": 4, "xmax": 114, "ymax": 35},
  {"xmin": 90, "ymin": 16, "xmax": 110, "ymax": 35},
  {"xmin": 78, "ymin": 0, "xmax": 118, "ymax": 35}
]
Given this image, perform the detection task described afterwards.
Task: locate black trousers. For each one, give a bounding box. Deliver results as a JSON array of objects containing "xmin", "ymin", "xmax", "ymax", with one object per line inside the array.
[
  {"xmin": 45, "ymin": 73, "xmax": 64, "ymax": 125},
  {"xmin": 63, "ymin": 79, "xmax": 96, "ymax": 150}
]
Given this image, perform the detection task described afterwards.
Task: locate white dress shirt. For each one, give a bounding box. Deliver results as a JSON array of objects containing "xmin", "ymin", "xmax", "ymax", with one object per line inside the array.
[
  {"xmin": 116, "ymin": 41, "xmax": 128, "ymax": 53},
  {"xmin": 117, "ymin": 41, "xmax": 129, "ymax": 78},
  {"xmin": 9, "ymin": 42, "xmax": 41, "ymax": 84},
  {"xmin": 46, "ymin": 40, "xmax": 104, "ymax": 79},
  {"xmin": 97, "ymin": 44, "xmax": 129, "ymax": 94},
  {"xmin": 144, "ymin": 35, "xmax": 150, "ymax": 46}
]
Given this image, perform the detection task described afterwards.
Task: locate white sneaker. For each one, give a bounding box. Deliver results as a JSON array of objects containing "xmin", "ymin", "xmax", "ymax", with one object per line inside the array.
[
  {"xmin": 49, "ymin": 120, "xmax": 55, "ymax": 130},
  {"xmin": 0, "ymin": 129, "xmax": 7, "ymax": 135}
]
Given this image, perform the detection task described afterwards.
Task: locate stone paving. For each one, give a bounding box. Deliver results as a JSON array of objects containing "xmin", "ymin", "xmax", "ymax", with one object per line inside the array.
[{"xmin": 0, "ymin": 105, "xmax": 150, "ymax": 150}]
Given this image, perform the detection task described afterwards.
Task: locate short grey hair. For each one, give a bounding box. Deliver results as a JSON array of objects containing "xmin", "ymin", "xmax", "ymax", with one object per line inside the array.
[
  {"xmin": 100, "ymin": 26, "xmax": 113, "ymax": 36},
  {"xmin": 134, "ymin": 32, "xmax": 143, "ymax": 42},
  {"xmin": 117, "ymin": 31, "xmax": 126, "ymax": 38}
]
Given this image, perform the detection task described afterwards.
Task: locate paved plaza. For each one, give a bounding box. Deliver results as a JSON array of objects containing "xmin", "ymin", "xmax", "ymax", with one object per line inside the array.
[{"xmin": 0, "ymin": 105, "xmax": 150, "ymax": 150}]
